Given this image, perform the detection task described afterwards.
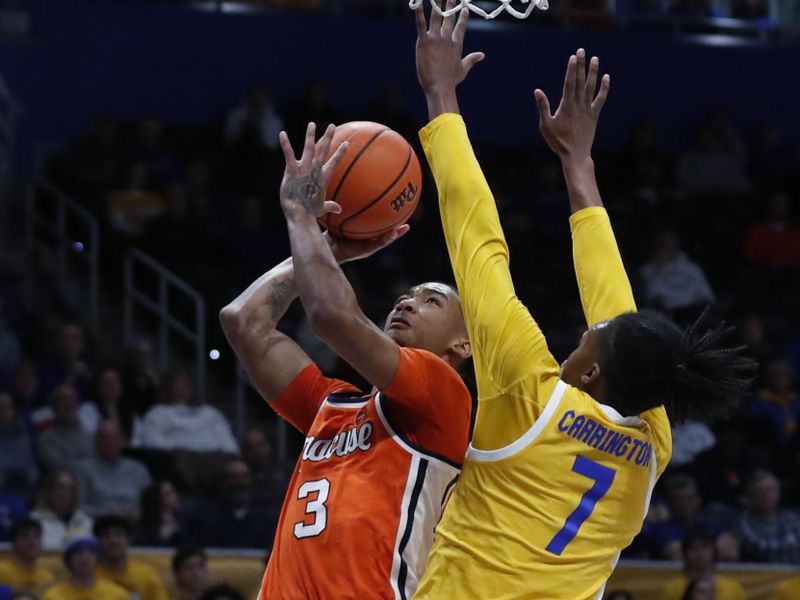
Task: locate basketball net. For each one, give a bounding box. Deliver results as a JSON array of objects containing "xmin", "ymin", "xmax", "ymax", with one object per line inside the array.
[{"xmin": 409, "ymin": 0, "xmax": 548, "ymax": 20}]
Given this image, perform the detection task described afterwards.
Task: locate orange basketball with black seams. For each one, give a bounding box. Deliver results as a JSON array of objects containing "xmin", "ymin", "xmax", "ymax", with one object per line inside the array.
[{"xmin": 322, "ymin": 121, "xmax": 422, "ymax": 240}]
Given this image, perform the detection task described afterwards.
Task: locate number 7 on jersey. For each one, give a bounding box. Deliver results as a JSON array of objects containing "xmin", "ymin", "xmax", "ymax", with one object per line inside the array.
[{"xmin": 546, "ymin": 456, "xmax": 616, "ymax": 555}]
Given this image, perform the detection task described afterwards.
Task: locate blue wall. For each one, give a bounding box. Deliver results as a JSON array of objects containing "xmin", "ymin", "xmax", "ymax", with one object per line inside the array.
[{"xmin": 2, "ymin": 0, "xmax": 799, "ymax": 172}]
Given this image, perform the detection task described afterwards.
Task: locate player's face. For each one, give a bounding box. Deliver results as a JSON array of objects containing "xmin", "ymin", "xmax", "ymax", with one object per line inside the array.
[
  {"xmin": 384, "ymin": 283, "xmax": 467, "ymax": 357},
  {"xmin": 559, "ymin": 324, "xmax": 605, "ymax": 389}
]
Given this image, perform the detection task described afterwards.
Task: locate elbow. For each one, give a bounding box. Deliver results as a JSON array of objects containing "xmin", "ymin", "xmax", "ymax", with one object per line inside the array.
[{"xmin": 219, "ymin": 305, "xmax": 246, "ymax": 338}]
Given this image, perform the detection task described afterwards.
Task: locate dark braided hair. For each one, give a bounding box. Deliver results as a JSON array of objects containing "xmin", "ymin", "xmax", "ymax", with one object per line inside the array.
[{"xmin": 597, "ymin": 309, "xmax": 757, "ymax": 423}]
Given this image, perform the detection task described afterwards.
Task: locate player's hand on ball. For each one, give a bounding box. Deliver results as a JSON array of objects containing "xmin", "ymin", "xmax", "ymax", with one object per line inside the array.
[
  {"xmin": 534, "ymin": 49, "xmax": 610, "ymax": 163},
  {"xmin": 324, "ymin": 225, "xmax": 411, "ymax": 264},
  {"xmin": 279, "ymin": 122, "xmax": 348, "ymax": 218},
  {"xmin": 415, "ymin": 0, "xmax": 485, "ymax": 92}
]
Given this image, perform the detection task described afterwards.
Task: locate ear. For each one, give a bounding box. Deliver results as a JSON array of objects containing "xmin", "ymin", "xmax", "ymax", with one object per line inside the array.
[
  {"xmin": 581, "ymin": 362, "xmax": 601, "ymax": 385},
  {"xmin": 447, "ymin": 336, "xmax": 472, "ymax": 362}
]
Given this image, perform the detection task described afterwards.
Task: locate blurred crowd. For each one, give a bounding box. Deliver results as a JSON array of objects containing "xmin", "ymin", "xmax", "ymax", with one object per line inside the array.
[{"xmin": 1, "ymin": 70, "xmax": 800, "ymax": 598}]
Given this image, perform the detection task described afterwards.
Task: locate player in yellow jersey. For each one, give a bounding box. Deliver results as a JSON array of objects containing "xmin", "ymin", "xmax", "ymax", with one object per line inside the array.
[{"xmin": 411, "ymin": 3, "xmax": 756, "ymax": 599}]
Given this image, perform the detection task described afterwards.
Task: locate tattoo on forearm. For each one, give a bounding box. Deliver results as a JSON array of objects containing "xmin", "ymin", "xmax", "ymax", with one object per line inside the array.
[
  {"xmin": 287, "ymin": 163, "xmax": 324, "ymax": 214},
  {"xmin": 266, "ymin": 278, "xmax": 296, "ymax": 322}
]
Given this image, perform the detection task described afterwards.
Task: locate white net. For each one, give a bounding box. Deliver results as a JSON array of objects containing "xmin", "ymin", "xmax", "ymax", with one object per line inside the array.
[{"xmin": 409, "ymin": 0, "xmax": 548, "ymax": 20}]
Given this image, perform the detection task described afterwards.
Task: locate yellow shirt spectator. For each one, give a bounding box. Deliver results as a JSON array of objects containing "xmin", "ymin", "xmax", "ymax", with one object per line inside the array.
[
  {"xmin": 98, "ymin": 560, "xmax": 169, "ymax": 600},
  {"xmin": 0, "ymin": 558, "xmax": 56, "ymax": 594},
  {"xmin": 774, "ymin": 576, "xmax": 800, "ymax": 600},
  {"xmin": 662, "ymin": 574, "xmax": 746, "ymax": 600},
  {"xmin": 41, "ymin": 578, "xmax": 129, "ymax": 600}
]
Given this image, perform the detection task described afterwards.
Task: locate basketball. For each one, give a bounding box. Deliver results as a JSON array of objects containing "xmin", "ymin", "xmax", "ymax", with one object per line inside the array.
[{"xmin": 321, "ymin": 121, "xmax": 422, "ymax": 240}]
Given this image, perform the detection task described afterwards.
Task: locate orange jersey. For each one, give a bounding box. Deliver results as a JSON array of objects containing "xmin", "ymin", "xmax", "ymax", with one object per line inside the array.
[{"xmin": 259, "ymin": 347, "xmax": 472, "ymax": 600}]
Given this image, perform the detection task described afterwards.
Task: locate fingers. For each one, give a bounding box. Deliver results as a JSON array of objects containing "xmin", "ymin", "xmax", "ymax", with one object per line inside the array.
[
  {"xmin": 585, "ymin": 56, "xmax": 599, "ymax": 106},
  {"xmin": 441, "ymin": 0, "xmax": 457, "ymax": 38},
  {"xmin": 316, "ymin": 123, "xmax": 336, "ymax": 163},
  {"xmin": 415, "ymin": 2, "xmax": 428, "ymax": 37},
  {"xmin": 429, "ymin": 0, "xmax": 443, "ymax": 35},
  {"xmin": 372, "ymin": 224, "xmax": 412, "ymax": 249},
  {"xmin": 534, "ymin": 89, "xmax": 552, "ymax": 122},
  {"xmin": 322, "ymin": 139, "xmax": 349, "ymax": 180},
  {"xmin": 462, "ymin": 52, "xmax": 485, "ymax": 74},
  {"xmin": 452, "ymin": 7, "xmax": 469, "ymax": 43},
  {"xmin": 591, "ymin": 74, "xmax": 611, "ymax": 114},
  {"xmin": 562, "ymin": 54, "xmax": 577, "ymax": 105},
  {"xmin": 278, "ymin": 131, "xmax": 297, "ymax": 166},
  {"xmin": 300, "ymin": 122, "xmax": 316, "ymax": 163},
  {"xmin": 321, "ymin": 201, "xmax": 342, "ymax": 215},
  {"xmin": 575, "ymin": 49, "xmax": 586, "ymax": 100}
]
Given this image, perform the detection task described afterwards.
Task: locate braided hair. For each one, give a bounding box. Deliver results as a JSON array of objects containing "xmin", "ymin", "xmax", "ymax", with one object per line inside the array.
[{"xmin": 597, "ymin": 309, "xmax": 757, "ymax": 423}]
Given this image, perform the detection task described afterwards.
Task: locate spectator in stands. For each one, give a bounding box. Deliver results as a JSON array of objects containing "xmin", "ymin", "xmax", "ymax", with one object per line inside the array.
[
  {"xmin": 0, "ymin": 587, "xmax": 10, "ymax": 600},
  {"xmin": 662, "ymin": 529, "xmax": 745, "ymax": 600},
  {"xmin": 41, "ymin": 536, "xmax": 128, "ymax": 600},
  {"xmin": 774, "ymin": 576, "xmax": 800, "ymax": 600},
  {"xmin": 647, "ymin": 474, "xmax": 737, "ymax": 561},
  {"xmin": 10, "ymin": 593, "xmax": 35, "ymax": 600},
  {"xmin": 0, "ymin": 518, "xmax": 56, "ymax": 595},
  {"xmin": 669, "ymin": 419, "xmax": 716, "ymax": 468},
  {"xmin": 107, "ymin": 162, "xmax": 166, "ymax": 237},
  {"xmin": 681, "ymin": 575, "xmax": 718, "ymax": 600},
  {"xmin": 78, "ymin": 366, "xmax": 134, "ymax": 439},
  {"xmin": 0, "ymin": 466, "xmax": 27, "ymax": 542},
  {"xmin": 750, "ymin": 359, "xmax": 800, "ymax": 445},
  {"xmin": 192, "ymin": 459, "xmax": 275, "ymax": 548},
  {"xmin": 171, "ymin": 546, "xmax": 209, "ymax": 600},
  {"xmin": 30, "ymin": 468, "xmax": 93, "ymax": 550},
  {"xmin": 198, "ymin": 584, "xmax": 245, "ymax": 600},
  {"xmin": 10, "ymin": 361, "xmax": 44, "ymax": 412},
  {"xmin": 122, "ymin": 336, "xmax": 160, "ymax": 421},
  {"xmin": 40, "ymin": 322, "xmax": 94, "ymax": 396},
  {"xmin": 225, "ymin": 82, "xmax": 283, "ymax": 152},
  {"xmin": 0, "ymin": 297, "xmax": 20, "ymax": 376},
  {"xmin": 740, "ymin": 313, "xmax": 775, "ymax": 385},
  {"xmin": 0, "ymin": 392, "xmax": 37, "ymax": 492},
  {"xmin": 284, "ymin": 80, "xmax": 343, "ymax": 144},
  {"xmin": 136, "ymin": 479, "xmax": 189, "ymax": 547},
  {"xmin": 242, "ymin": 428, "xmax": 289, "ymax": 507},
  {"xmin": 75, "ymin": 420, "xmax": 152, "ymax": 518},
  {"xmin": 128, "ymin": 116, "xmax": 178, "ymax": 187},
  {"xmin": 35, "ymin": 384, "xmax": 93, "ymax": 471},
  {"xmin": 94, "ymin": 514, "xmax": 169, "ymax": 600},
  {"xmin": 137, "ymin": 368, "xmax": 239, "ymax": 454},
  {"xmin": 690, "ymin": 422, "xmax": 770, "ymax": 507},
  {"xmin": 639, "ymin": 230, "xmax": 715, "ymax": 319},
  {"xmin": 744, "ymin": 191, "xmax": 800, "ymax": 269},
  {"xmin": 605, "ymin": 592, "xmax": 637, "ymax": 600},
  {"xmin": 676, "ymin": 125, "xmax": 750, "ymax": 196},
  {"xmin": 734, "ymin": 469, "xmax": 800, "ymax": 563}
]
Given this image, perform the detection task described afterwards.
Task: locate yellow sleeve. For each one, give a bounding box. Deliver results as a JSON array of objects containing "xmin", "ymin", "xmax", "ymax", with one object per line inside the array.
[
  {"xmin": 569, "ymin": 206, "xmax": 636, "ymax": 325},
  {"xmin": 420, "ymin": 114, "xmax": 560, "ymax": 449},
  {"xmin": 571, "ymin": 205, "xmax": 672, "ymax": 473},
  {"xmin": 661, "ymin": 577, "xmax": 687, "ymax": 600}
]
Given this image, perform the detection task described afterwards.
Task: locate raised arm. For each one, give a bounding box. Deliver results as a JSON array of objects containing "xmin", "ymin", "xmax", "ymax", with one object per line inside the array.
[
  {"xmin": 416, "ymin": 3, "xmax": 560, "ymax": 402},
  {"xmin": 220, "ymin": 188, "xmax": 403, "ymax": 403},
  {"xmin": 535, "ymin": 49, "xmax": 636, "ymax": 324},
  {"xmin": 278, "ymin": 123, "xmax": 409, "ymax": 391}
]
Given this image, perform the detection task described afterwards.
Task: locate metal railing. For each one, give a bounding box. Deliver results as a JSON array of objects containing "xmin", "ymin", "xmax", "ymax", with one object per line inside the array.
[
  {"xmin": 235, "ymin": 360, "xmax": 289, "ymax": 462},
  {"xmin": 25, "ymin": 179, "xmax": 100, "ymax": 331},
  {"xmin": 124, "ymin": 248, "xmax": 207, "ymax": 403}
]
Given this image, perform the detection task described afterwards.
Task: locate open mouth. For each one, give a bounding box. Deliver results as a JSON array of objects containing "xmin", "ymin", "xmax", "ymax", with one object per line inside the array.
[{"xmin": 389, "ymin": 316, "xmax": 411, "ymax": 330}]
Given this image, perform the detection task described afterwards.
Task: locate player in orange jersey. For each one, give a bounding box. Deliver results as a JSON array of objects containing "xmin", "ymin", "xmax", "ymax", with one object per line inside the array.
[{"xmin": 220, "ymin": 122, "xmax": 473, "ymax": 600}]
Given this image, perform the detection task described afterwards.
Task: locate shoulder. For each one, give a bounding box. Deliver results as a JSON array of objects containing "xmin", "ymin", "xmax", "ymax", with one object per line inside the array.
[
  {"xmin": 399, "ymin": 347, "xmax": 467, "ymax": 389},
  {"xmin": 98, "ymin": 578, "xmax": 130, "ymax": 598},
  {"xmin": 130, "ymin": 559, "xmax": 161, "ymax": 579}
]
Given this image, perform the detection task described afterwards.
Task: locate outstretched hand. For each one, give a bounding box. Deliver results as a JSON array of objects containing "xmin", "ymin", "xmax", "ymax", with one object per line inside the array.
[
  {"xmin": 279, "ymin": 122, "xmax": 348, "ymax": 218},
  {"xmin": 416, "ymin": 0, "xmax": 484, "ymax": 118},
  {"xmin": 534, "ymin": 49, "xmax": 610, "ymax": 163}
]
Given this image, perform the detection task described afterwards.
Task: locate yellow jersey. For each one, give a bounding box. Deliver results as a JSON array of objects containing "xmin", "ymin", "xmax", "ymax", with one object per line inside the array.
[
  {"xmin": 0, "ymin": 558, "xmax": 57, "ymax": 593},
  {"xmin": 414, "ymin": 114, "xmax": 672, "ymax": 600},
  {"xmin": 98, "ymin": 560, "xmax": 169, "ymax": 600},
  {"xmin": 41, "ymin": 578, "xmax": 130, "ymax": 600}
]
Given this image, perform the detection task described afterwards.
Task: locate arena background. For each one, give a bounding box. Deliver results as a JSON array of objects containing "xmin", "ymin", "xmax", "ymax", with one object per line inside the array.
[{"xmin": 1, "ymin": 0, "xmax": 800, "ymax": 598}]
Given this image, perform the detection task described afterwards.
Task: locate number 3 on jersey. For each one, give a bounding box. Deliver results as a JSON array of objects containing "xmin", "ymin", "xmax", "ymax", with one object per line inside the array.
[
  {"xmin": 546, "ymin": 456, "xmax": 616, "ymax": 555},
  {"xmin": 294, "ymin": 478, "xmax": 331, "ymax": 539}
]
